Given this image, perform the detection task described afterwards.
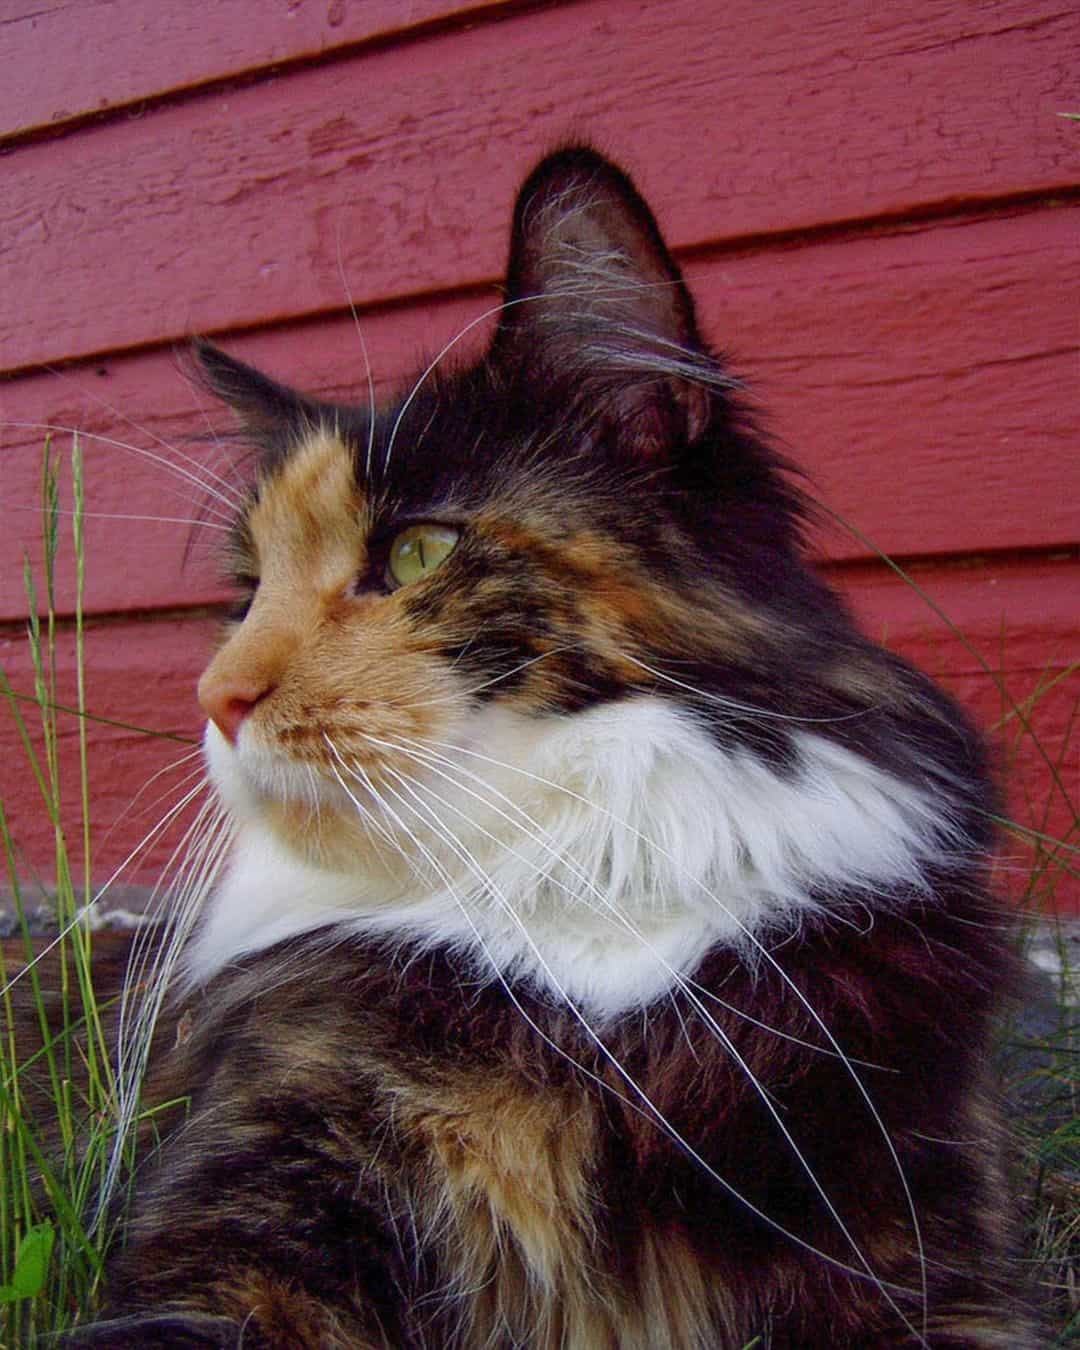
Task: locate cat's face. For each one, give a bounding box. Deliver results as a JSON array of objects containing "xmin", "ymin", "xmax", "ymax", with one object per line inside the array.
[{"xmin": 196, "ymin": 149, "xmax": 794, "ymax": 871}]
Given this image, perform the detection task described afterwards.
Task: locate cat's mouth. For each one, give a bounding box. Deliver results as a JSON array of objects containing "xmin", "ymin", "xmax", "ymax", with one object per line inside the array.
[
  {"xmin": 202, "ymin": 696, "xmax": 566, "ymax": 880},
  {"xmin": 203, "ymin": 718, "xmax": 415, "ymax": 872},
  {"xmin": 205, "ymin": 718, "xmax": 387, "ymax": 816}
]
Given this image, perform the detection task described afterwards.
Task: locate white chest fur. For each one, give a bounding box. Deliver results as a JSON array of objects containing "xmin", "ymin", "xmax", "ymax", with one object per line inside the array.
[{"xmin": 185, "ymin": 697, "xmax": 953, "ymax": 1017}]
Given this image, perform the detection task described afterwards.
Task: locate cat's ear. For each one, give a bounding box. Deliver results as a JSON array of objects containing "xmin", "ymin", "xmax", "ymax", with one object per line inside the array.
[
  {"xmin": 492, "ymin": 147, "xmax": 723, "ymax": 450},
  {"xmin": 191, "ymin": 339, "xmax": 316, "ymax": 440}
]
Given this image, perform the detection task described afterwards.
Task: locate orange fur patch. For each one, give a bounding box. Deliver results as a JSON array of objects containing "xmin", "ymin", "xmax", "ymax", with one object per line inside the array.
[
  {"xmin": 407, "ymin": 1077, "xmax": 611, "ymax": 1348},
  {"xmin": 400, "ymin": 1076, "xmax": 735, "ymax": 1350},
  {"xmin": 199, "ymin": 431, "xmax": 471, "ymax": 864}
]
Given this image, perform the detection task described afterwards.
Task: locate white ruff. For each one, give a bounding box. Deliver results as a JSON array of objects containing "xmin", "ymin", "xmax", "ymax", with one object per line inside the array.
[{"xmin": 185, "ymin": 697, "xmax": 955, "ymax": 1017}]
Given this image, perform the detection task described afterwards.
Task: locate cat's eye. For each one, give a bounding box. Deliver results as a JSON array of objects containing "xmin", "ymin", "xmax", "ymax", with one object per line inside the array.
[
  {"xmin": 229, "ymin": 574, "xmax": 259, "ymax": 621},
  {"xmin": 385, "ymin": 523, "xmax": 460, "ymax": 589}
]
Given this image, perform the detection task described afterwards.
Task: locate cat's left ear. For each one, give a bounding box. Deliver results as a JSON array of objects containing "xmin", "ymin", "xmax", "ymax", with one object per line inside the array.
[
  {"xmin": 191, "ymin": 339, "xmax": 318, "ymax": 444},
  {"xmin": 492, "ymin": 147, "xmax": 721, "ymax": 449}
]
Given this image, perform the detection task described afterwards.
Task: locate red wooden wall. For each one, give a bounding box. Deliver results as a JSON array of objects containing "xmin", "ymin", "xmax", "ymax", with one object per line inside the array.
[{"xmin": 1, "ymin": 0, "xmax": 1076, "ymax": 910}]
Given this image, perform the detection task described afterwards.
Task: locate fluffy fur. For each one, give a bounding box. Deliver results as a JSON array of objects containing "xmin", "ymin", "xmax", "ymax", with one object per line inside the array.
[
  {"xmin": 193, "ymin": 697, "xmax": 958, "ymax": 1017},
  {"xmin": 63, "ymin": 147, "xmax": 1036, "ymax": 1347}
]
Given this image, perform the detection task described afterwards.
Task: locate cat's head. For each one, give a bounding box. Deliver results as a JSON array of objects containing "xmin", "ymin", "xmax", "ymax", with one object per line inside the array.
[
  {"xmin": 188, "ymin": 146, "xmax": 972, "ymax": 1000},
  {"xmin": 194, "ymin": 149, "xmax": 821, "ymax": 865}
]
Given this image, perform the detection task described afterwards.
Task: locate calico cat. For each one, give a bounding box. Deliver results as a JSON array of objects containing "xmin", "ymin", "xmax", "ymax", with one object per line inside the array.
[{"xmin": 71, "ymin": 147, "xmax": 1035, "ymax": 1347}]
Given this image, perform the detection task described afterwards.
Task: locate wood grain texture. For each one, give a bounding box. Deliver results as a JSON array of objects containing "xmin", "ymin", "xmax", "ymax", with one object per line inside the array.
[
  {"xmin": 0, "ymin": 615, "xmax": 210, "ymax": 886},
  {"xmin": 1, "ymin": 557, "xmax": 1074, "ymax": 897},
  {"xmin": 3, "ymin": 204, "xmax": 1077, "ymax": 619},
  {"xmin": 2, "ymin": 0, "xmax": 1076, "ymax": 374},
  {"xmin": 0, "ymin": 0, "xmax": 521, "ymax": 142}
]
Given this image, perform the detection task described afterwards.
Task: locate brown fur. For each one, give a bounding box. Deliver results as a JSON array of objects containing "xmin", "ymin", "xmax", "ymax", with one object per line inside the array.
[{"xmin": 56, "ymin": 893, "xmax": 1030, "ymax": 1348}]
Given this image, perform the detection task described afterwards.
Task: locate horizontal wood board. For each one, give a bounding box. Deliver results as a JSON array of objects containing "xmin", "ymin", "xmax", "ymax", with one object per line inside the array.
[
  {"xmin": 0, "ymin": 0, "xmax": 523, "ymax": 142},
  {"xmin": 1, "ymin": 0, "xmax": 1076, "ymax": 909},
  {"xmin": 2, "ymin": 0, "xmax": 1076, "ymax": 374}
]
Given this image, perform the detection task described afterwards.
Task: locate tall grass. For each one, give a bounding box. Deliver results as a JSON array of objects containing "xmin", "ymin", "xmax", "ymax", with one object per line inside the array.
[
  {"xmin": 1001, "ymin": 764, "xmax": 1079, "ymax": 1343},
  {"xmin": 0, "ymin": 440, "xmax": 1076, "ymax": 1342},
  {"xmin": 0, "ymin": 440, "xmax": 119, "ymax": 1343}
]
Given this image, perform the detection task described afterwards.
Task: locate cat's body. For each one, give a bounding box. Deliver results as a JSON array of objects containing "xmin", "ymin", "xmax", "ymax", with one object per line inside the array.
[{"xmin": 67, "ymin": 148, "xmax": 1034, "ymax": 1346}]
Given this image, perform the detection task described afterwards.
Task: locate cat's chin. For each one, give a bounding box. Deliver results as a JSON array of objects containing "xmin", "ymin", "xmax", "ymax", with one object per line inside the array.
[
  {"xmin": 206, "ymin": 718, "xmax": 325, "ymax": 810},
  {"xmin": 202, "ymin": 720, "xmax": 398, "ymax": 871}
]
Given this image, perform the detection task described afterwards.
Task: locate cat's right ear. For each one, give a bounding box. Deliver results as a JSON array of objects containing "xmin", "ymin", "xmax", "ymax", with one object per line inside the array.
[
  {"xmin": 191, "ymin": 339, "xmax": 315, "ymax": 440},
  {"xmin": 493, "ymin": 146, "xmax": 701, "ymax": 352},
  {"xmin": 489, "ymin": 147, "xmax": 724, "ymax": 454}
]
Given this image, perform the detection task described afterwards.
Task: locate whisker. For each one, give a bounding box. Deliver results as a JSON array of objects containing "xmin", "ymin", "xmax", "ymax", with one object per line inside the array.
[
  {"xmin": 101, "ymin": 793, "xmax": 234, "ymax": 1227},
  {"xmin": 37, "ymin": 362, "xmax": 249, "ymax": 509},
  {"xmin": 383, "ymin": 297, "xmax": 522, "ymax": 476},
  {"xmin": 2, "ymin": 421, "xmax": 241, "ymax": 523},
  {"xmin": 97, "ymin": 750, "xmax": 207, "ymax": 854},
  {"xmin": 378, "ymin": 731, "xmax": 889, "ymax": 1069},
  {"xmin": 380, "ymin": 279, "xmax": 683, "ymax": 476},
  {"xmin": 0, "ymin": 776, "xmax": 211, "ymax": 1000},
  {"xmin": 406, "ymin": 642, "xmax": 585, "ymax": 708},
  {"xmin": 373, "ymin": 735, "xmax": 919, "ymax": 1323},
  {"xmin": 2, "ymin": 502, "xmax": 232, "ymax": 533},
  {"xmin": 619, "ymin": 651, "xmax": 879, "ymax": 726},
  {"xmin": 334, "ymin": 217, "xmax": 378, "ymax": 482},
  {"xmin": 322, "ymin": 735, "xmax": 415, "ymax": 859}
]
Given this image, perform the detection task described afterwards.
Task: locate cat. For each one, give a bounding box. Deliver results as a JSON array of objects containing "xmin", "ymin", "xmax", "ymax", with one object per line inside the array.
[{"xmin": 65, "ymin": 146, "xmax": 1037, "ymax": 1347}]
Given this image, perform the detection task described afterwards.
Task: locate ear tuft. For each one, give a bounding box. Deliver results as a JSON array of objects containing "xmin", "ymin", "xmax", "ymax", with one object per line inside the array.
[{"xmin": 498, "ymin": 146, "xmax": 701, "ymax": 352}]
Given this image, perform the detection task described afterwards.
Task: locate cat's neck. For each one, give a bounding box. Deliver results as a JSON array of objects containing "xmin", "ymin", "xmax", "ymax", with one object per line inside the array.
[{"xmin": 184, "ymin": 697, "xmax": 955, "ymax": 1016}]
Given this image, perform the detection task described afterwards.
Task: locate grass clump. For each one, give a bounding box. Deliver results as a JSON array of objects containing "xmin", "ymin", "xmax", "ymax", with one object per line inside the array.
[{"xmin": 0, "ymin": 440, "xmax": 122, "ymax": 1343}]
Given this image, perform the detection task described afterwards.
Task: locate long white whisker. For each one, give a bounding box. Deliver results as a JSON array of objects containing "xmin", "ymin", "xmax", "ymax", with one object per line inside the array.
[
  {"xmin": 406, "ymin": 643, "xmax": 584, "ymax": 708},
  {"xmin": 35, "ymin": 363, "xmax": 249, "ymax": 508},
  {"xmin": 620, "ymin": 652, "xmax": 878, "ymax": 726},
  {"xmin": 2, "ymin": 421, "xmax": 242, "ymax": 521},
  {"xmin": 97, "ymin": 751, "xmax": 209, "ymax": 851},
  {"xmin": 0, "ymin": 777, "xmax": 210, "ymax": 1000},
  {"xmin": 334, "ymin": 217, "xmax": 378, "ymax": 482},
  {"xmin": 115, "ymin": 793, "xmax": 228, "ymax": 1062},
  {"xmin": 383, "ymin": 299, "xmax": 517, "ymax": 475},
  {"xmin": 376, "ymin": 731, "xmax": 889, "ymax": 1069},
  {"xmin": 3, "ymin": 502, "xmax": 232, "ymax": 533},
  {"xmin": 380, "ymin": 271, "xmax": 737, "ymax": 476},
  {"xmin": 374, "ymin": 739, "xmax": 919, "ymax": 1326},
  {"xmin": 381, "ymin": 289, "xmax": 586, "ymax": 476},
  {"xmin": 322, "ymin": 736, "xmax": 419, "ymax": 858},
  {"xmin": 100, "ymin": 794, "xmax": 234, "ymax": 1228}
]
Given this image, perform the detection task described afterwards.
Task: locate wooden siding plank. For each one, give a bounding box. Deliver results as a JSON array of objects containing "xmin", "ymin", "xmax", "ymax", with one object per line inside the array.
[
  {"xmin": 1, "ymin": 557, "xmax": 1074, "ymax": 904},
  {"xmin": 0, "ymin": 0, "xmax": 521, "ymax": 143},
  {"xmin": 0, "ymin": 615, "xmax": 211, "ymax": 884},
  {"xmin": 3, "ymin": 205, "xmax": 1076, "ymax": 619},
  {"xmin": 2, "ymin": 0, "xmax": 1076, "ymax": 374}
]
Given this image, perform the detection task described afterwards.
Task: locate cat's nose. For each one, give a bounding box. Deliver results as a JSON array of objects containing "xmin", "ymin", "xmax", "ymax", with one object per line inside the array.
[{"xmin": 197, "ymin": 670, "xmax": 271, "ymax": 745}]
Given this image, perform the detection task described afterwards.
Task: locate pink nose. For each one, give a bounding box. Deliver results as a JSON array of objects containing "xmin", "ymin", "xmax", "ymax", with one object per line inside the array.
[{"xmin": 197, "ymin": 673, "xmax": 271, "ymax": 745}]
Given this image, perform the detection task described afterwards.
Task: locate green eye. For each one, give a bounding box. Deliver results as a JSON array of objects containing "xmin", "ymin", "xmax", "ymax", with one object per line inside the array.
[{"xmin": 386, "ymin": 523, "xmax": 460, "ymax": 588}]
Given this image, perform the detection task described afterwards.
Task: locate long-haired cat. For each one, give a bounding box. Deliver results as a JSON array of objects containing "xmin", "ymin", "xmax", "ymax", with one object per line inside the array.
[{"xmin": 68, "ymin": 147, "xmax": 1035, "ymax": 1347}]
